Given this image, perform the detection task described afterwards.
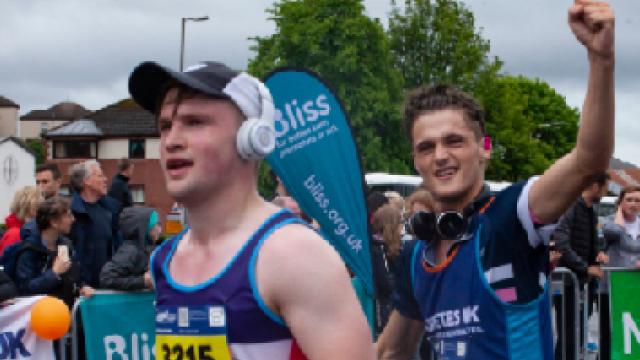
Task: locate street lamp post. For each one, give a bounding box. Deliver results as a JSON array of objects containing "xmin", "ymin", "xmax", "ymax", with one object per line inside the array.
[{"xmin": 180, "ymin": 16, "xmax": 209, "ymax": 71}]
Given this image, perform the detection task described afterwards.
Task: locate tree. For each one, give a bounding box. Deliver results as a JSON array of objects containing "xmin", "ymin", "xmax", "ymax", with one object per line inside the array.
[
  {"xmin": 25, "ymin": 139, "xmax": 45, "ymax": 165},
  {"xmin": 388, "ymin": 1, "xmax": 578, "ymax": 181},
  {"xmin": 388, "ymin": 0, "xmax": 502, "ymax": 93},
  {"xmin": 248, "ymin": 0, "xmax": 411, "ymax": 177},
  {"xmin": 477, "ymin": 75, "xmax": 580, "ymax": 181}
]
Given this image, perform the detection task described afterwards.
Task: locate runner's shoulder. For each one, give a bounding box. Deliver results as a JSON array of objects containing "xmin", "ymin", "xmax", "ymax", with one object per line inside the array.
[{"xmin": 259, "ymin": 221, "xmax": 343, "ymax": 268}]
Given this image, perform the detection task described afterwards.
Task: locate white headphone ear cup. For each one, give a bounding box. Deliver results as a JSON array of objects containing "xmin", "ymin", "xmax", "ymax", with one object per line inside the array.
[
  {"xmin": 236, "ymin": 118, "xmax": 276, "ymax": 160},
  {"xmin": 249, "ymin": 121, "xmax": 275, "ymax": 158}
]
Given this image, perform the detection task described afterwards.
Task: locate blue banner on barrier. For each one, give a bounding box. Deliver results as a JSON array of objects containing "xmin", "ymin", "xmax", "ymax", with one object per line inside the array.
[
  {"xmin": 265, "ymin": 69, "xmax": 373, "ymax": 296},
  {"xmin": 79, "ymin": 292, "xmax": 155, "ymax": 360}
]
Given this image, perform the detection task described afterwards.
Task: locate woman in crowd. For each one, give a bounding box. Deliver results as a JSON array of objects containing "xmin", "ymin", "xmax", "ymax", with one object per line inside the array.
[
  {"xmin": 0, "ymin": 186, "xmax": 42, "ymax": 255},
  {"xmin": 100, "ymin": 207, "xmax": 160, "ymax": 291},
  {"xmin": 603, "ymin": 185, "xmax": 640, "ymax": 268},
  {"xmin": 371, "ymin": 204, "xmax": 404, "ymax": 330},
  {"xmin": 14, "ymin": 196, "xmax": 78, "ymax": 307},
  {"xmin": 599, "ymin": 186, "xmax": 640, "ymax": 360}
]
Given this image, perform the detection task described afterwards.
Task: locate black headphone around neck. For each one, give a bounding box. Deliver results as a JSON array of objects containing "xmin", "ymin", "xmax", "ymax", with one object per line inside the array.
[{"xmin": 408, "ymin": 186, "xmax": 492, "ymax": 243}]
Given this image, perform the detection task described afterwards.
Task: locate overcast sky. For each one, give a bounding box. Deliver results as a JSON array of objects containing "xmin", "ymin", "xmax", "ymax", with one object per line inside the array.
[{"xmin": 1, "ymin": 0, "xmax": 638, "ymax": 165}]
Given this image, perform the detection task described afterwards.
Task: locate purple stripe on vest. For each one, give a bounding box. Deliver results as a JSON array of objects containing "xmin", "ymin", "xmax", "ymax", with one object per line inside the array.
[{"xmin": 153, "ymin": 210, "xmax": 299, "ymax": 343}]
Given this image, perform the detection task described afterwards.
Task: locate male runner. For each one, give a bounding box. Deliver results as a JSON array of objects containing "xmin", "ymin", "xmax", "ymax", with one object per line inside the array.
[
  {"xmin": 376, "ymin": 1, "xmax": 615, "ymax": 358},
  {"xmin": 129, "ymin": 61, "xmax": 373, "ymax": 359}
]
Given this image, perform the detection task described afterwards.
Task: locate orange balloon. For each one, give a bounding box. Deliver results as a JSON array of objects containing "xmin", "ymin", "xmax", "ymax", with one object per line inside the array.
[{"xmin": 30, "ymin": 296, "xmax": 71, "ymax": 340}]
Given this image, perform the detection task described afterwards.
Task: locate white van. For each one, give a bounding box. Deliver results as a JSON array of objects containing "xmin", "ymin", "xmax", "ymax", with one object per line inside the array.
[
  {"xmin": 595, "ymin": 195, "xmax": 617, "ymax": 222},
  {"xmin": 364, "ymin": 172, "xmax": 512, "ymax": 197}
]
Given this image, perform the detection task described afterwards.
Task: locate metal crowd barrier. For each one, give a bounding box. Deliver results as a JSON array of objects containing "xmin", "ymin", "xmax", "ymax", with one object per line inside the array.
[
  {"xmin": 45, "ymin": 268, "xmax": 640, "ymax": 360},
  {"xmin": 551, "ymin": 267, "xmax": 588, "ymax": 360}
]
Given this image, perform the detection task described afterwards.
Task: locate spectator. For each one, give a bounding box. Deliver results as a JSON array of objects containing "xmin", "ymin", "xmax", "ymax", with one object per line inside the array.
[
  {"xmin": 0, "ymin": 186, "xmax": 42, "ymax": 255},
  {"xmin": 14, "ymin": 197, "xmax": 78, "ymax": 307},
  {"xmin": 0, "ymin": 269, "xmax": 18, "ymax": 304},
  {"xmin": 68, "ymin": 160, "xmax": 122, "ymax": 296},
  {"xmin": 20, "ymin": 164, "xmax": 64, "ymax": 255},
  {"xmin": 551, "ymin": 172, "xmax": 609, "ymax": 359},
  {"xmin": 603, "ymin": 185, "xmax": 640, "ymax": 268},
  {"xmin": 100, "ymin": 207, "xmax": 160, "ymax": 291},
  {"xmin": 365, "ymin": 191, "xmax": 396, "ymax": 335},
  {"xmin": 36, "ymin": 163, "xmax": 63, "ymax": 199},
  {"xmin": 108, "ymin": 158, "xmax": 134, "ymax": 211},
  {"xmin": 371, "ymin": 204, "xmax": 404, "ymax": 329},
  {"xmin": 600, "ymin": 186, "xmax": 640, "ymax": 360}
]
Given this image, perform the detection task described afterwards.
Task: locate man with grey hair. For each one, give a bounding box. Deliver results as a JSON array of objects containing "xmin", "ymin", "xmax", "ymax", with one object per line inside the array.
[{"xmin": 69, "ymin": 160, "xmax": 122, "ymax": 296}]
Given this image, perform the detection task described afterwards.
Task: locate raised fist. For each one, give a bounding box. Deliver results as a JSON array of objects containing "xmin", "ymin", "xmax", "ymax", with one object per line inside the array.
[{"xmin": 568, "ymin": 0, "xmax": 615, "ymax": 62}]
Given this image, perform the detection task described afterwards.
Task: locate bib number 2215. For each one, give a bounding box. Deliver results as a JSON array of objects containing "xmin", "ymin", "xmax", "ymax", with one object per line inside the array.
[{"xmin": 160, "ymin": 343, "xmax": 218, "ymax": 360}]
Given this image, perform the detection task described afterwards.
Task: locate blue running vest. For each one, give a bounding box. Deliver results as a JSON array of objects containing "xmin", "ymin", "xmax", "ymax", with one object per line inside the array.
[
  {"xmin": 411, "ymin": 218, "xmax": 554, "ymax": 360},
  {"xmin": 151, "ymin": 209, "xmax": 309, "ymax": 360}
]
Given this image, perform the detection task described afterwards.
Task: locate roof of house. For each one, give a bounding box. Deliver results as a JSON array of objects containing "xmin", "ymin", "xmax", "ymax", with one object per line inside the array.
[
  {"xmin": 88, "ymin": 99, "xmax": 157, "ymax": 137},
  {"xmin": 22, "ymin": 101, "xmax": 91, "ymax": 121},
  {"xmin": 0, "ymin": 95, "xmax": 19, "ymax": 108},
  {"xmin": 608, "ymin": 167, "xmax": 640, "ymax": 194},
  {"xmin": 0, "ymin": 136, "xmax": 35, "ymax": 156},
  {"xmin": 45, "ymin": 119, "xmax": 103, "ymax": 137},
  {"xmin": 44, "ymin": 99, "xmax": 157, "ymax": 138}
]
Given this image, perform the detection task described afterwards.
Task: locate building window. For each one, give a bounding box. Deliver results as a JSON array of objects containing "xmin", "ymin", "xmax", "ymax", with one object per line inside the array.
[
  {"xmin": 53, "ymin": 141, "xmax": 97, "ymax": 159},
  {"xmin": 129, "ymin": 139, "xmax": 145, "ymax": 159},
  {"xmin": 40, "ymin": 122, "xmax": 48, "ymax": 135},
  {"xmin": 131, "ymin": 185, "xmax": 145, "ymax": 204}
]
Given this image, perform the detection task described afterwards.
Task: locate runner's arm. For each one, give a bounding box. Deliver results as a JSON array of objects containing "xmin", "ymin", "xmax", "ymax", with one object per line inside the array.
[
  {"xmin": 258, "ymin": 225, "xmax": 375, "ymax": 360},
  {"xmin": 529, "ymin": 1, "xmax": 615, "ymax": 223},
  {"xmin": 376, "ymin": 310, "xmax": 425, "ymax": 360}
]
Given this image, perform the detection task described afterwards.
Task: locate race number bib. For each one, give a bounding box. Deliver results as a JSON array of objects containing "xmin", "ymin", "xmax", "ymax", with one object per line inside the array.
[{"xmin": 156, "ymin": 305, "xmax": 231, "ymax": 360}]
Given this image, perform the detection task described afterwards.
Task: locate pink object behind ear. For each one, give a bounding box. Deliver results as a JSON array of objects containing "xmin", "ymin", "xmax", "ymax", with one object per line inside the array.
[{"xmin": 483, "ymin": 136, "xmax": 492, "ymax": 151}]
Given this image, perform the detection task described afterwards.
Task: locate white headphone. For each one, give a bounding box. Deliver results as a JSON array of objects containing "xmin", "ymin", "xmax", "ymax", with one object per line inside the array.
[{"xmin": 235, "ymin": 78, "xmax": 276, "ymax": 160}]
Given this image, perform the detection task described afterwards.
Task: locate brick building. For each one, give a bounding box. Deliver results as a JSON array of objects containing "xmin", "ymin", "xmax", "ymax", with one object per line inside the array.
[{"xmin": 43, "ymin": 99, "xmax": 173, "ymax": 220}]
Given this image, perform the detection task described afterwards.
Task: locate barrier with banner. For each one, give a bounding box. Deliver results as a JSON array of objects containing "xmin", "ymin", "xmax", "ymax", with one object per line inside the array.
[
  {"xmin": 0, "ymin": 296, "xmax": 55, "ymax": 360},
  {"xmin": 608, "ymin": 269, "xmax": 640, "ymax": 360},
  {"xmin": 264, "ymin": 69, "xmax": 374, "ymax": 328},
  {"xmin": 74, "ymin": 291, "xmax": 155, "ymax": 360}
]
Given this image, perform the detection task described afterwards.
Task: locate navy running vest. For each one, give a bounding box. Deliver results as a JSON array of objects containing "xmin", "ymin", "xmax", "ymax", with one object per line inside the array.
[
  {"xmin": 151, "ymin": 209, "xmax": 309, "ymax": 360},
  {"xmin": 411, "ymin": 217, "xmax": 554, "ymax": 360}
]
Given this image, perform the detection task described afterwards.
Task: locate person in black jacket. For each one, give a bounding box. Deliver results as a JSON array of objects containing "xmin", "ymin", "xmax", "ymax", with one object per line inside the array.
[
  {"xmin": 100, "ymin": 207, "xmax": 160, "ymax": 291},
  {"xmin": 107, "ymin": 158, "xmax": 134, "ymax": 211},
  {"xmin": 0, "ymin": 269, "xmax": 18, "ymax": 304},
  {"xmin": 551, "ymin": 172, "xmax": 609, "ymax": 359},
  {"xmin": 14, "ymin": 196, "xmax": 79, "ymax": 307},
  {"xmin": 68, "ymin": 160, "xmax": 122, "ymax": 297}
]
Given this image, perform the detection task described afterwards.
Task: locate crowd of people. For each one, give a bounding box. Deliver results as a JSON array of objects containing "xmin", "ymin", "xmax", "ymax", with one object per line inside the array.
[{"xmin": 0, "ymin": 159, "xmax": 160, "ymax": 309}]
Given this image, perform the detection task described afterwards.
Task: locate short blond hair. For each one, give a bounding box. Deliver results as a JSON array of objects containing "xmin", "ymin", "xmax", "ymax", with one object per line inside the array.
[{"xmin": 10, "ymin": 186, "xmax": 43, "ymax": 221}]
